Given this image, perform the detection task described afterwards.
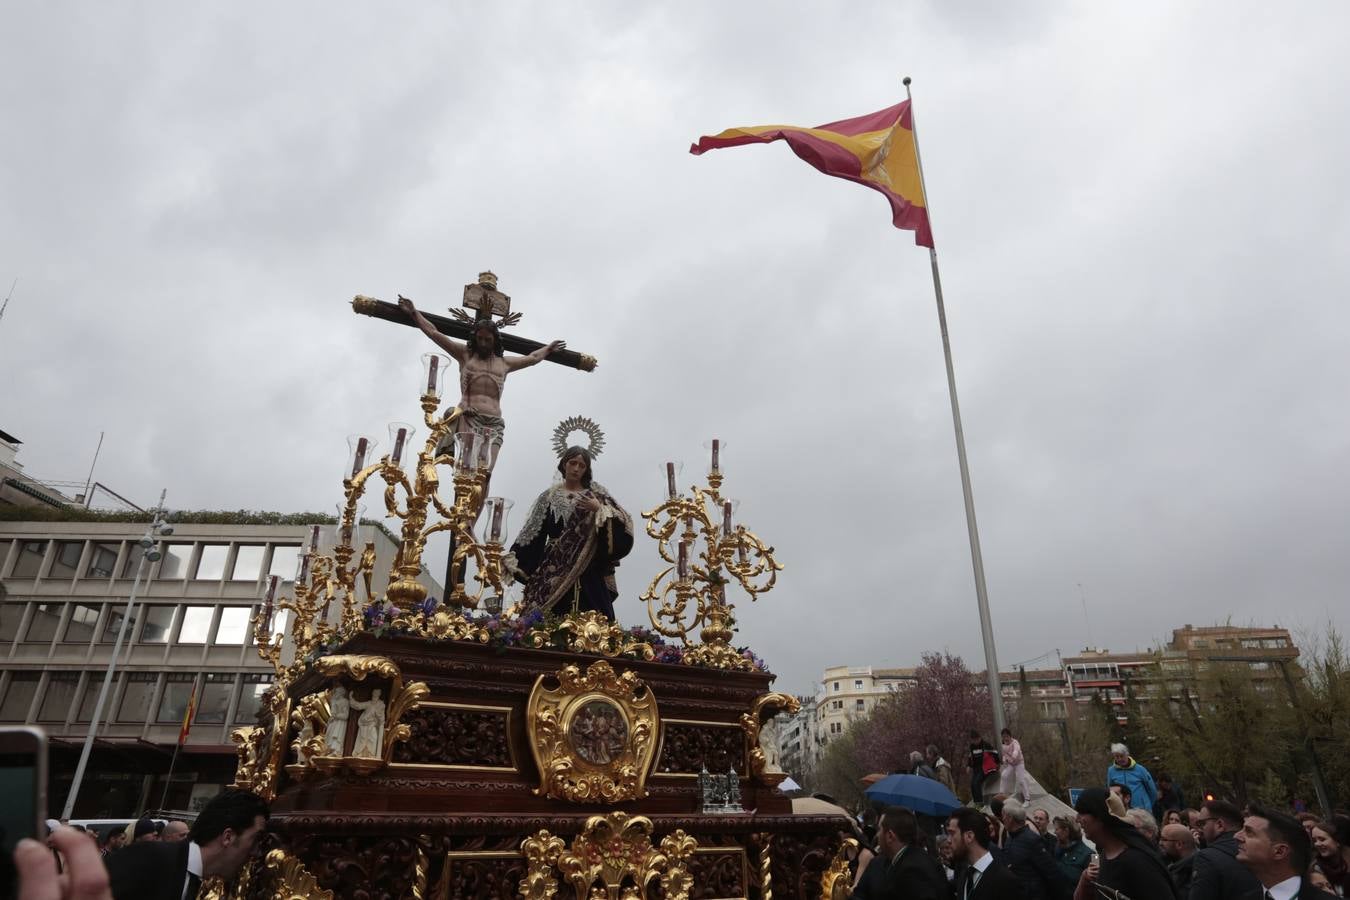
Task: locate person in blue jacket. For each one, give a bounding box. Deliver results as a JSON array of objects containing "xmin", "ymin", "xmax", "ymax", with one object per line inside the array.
[{"xmin": 1106, "ymin": 742, "xmax": 1157, "ymax": 811}]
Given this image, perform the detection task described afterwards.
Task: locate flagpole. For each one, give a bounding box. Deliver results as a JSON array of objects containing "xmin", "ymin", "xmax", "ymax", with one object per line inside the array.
[{"xmin": 903, "ymin": 76, "xmax": 1006, "ymax": 736}]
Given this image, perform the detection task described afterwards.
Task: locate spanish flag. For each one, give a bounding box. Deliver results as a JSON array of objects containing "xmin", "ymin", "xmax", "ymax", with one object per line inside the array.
[
  {"xmin": 177, "ymin": 680, "xmax": 197, "ymax": 746},
  {"xmin": 690, "ymin": 100, "xmax": 933, "ymax": 247}
]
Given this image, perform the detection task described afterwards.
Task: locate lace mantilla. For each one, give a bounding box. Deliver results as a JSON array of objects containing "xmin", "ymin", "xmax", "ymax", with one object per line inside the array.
[{"xmin": 514, "ymin": 482, "xmax": 613, "ymax": 548}]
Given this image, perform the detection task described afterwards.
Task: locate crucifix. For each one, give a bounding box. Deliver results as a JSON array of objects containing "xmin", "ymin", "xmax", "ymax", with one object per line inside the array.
[{"xmin": 352, "ymin": 271, "xmax": 599, "ymax": 597}]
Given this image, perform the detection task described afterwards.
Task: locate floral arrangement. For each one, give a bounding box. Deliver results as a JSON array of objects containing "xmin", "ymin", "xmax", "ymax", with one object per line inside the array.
[{"xmin": 338, "ymin": 596, "xmax": 770, "ymax": 673}]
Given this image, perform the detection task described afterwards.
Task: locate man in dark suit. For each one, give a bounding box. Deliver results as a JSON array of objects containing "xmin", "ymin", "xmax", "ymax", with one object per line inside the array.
[
  {"xmin": 103, "ymin": 789, "xmax": 269, "ymax": 900},
  {"xmin": 946, "ymin": 808, "xmax": 1025, "ymax": 900},
  {"xmin": 876, "ymin": 806, "xmax": 953, "ymax": 900},
  {"xmin": 1234, "ymin": 805, "xmax": 1338, "ymax": 900}
]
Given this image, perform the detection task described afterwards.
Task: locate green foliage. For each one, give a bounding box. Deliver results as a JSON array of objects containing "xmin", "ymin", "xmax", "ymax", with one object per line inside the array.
[{"xmin": 812, "ymin": 721, "xmax": 866, "ymax": 812}]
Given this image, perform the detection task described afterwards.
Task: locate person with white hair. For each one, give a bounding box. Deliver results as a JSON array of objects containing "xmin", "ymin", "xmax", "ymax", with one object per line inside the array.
[
  {"xmin": 1000, "ymin": 798, "xmax": 1060, "ymax": 900},
  {"xmin": 1125, "ymin": 808, "xmax": 1160, "ymax": 845},
  {"xmin": 1106, "ymin": 741, "xmax": 1157, "ymax": 811}
]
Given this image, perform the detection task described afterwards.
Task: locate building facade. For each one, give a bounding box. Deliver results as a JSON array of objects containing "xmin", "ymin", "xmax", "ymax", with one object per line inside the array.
[{"xmin": 0, "ymin": 516, "xmax": 437, "ymax": 817}]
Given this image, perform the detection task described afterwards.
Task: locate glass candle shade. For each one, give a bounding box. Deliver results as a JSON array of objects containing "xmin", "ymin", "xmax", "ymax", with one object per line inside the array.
[
  {"xmin": 453, "ymin": 430, "xmax": 484, "ymax": 473},
  {"xmin": 479, "ymin": 497, "xmax": 514, "ymax": 544},
  {"xmin": 346, "ymin": 434, "xmax": 378, "ymax": 480},
  {"xmin": 661, "ymin": 461, "xmax": 684, "ymax": 500},
  {"xmin": 703, "ymin": 439, "xmax": 726, "ymax": 477},
  {"xmin": 422, "ymin": 352, "xmax": 451, "ymax": 399},
  {"xmin": 387, "ymin": 422, "xmax": 415, "ymax": 468}
]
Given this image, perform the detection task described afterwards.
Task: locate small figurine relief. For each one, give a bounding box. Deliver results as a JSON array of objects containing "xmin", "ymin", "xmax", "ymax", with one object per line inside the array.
[
  {"xmin": 324, "ymin": 685, "xmax": 350, "ymax": 756},
  {"xmin": 348, "ymin": 688, "xmax": 386, "ymax": 759}
]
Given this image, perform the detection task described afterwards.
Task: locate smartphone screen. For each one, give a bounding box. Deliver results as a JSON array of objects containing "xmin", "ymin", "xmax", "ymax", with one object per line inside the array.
[{"xmin": 0, "ymin": 727, "xmax": 48, "ymax": 900}]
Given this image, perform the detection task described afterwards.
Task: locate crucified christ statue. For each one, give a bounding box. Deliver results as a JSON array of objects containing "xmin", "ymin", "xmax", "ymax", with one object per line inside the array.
[{"xmin": 397, "ymin": 294, "xmax": 563, "ymax": 474}]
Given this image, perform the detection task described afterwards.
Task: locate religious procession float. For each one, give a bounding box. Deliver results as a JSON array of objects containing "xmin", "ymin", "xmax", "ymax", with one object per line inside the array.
[{"xmin": 219, "ymin": 273, "xmax": 856, "ymax": 900}]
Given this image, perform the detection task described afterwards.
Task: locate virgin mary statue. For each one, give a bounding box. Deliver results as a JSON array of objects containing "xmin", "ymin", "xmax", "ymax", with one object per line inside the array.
[{"xmin": 506, "ymin": 436, "xmax": 633, "ymax": 620}]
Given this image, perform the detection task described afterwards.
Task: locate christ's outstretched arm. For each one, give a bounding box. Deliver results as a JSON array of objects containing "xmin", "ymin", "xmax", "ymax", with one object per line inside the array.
[{"xmin": 399, "ymin": 296, "xmax": 465, "ymax": 363}]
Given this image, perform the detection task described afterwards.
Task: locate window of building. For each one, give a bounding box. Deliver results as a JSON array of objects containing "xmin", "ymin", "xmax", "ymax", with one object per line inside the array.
[
  {"xmin": 855, "ymin": 698, "xmax": 865, "ymax": 710},
  {"xmin": 62, "ymin": 603, "xmax": 103, "ymax": 643},
  {"xmin": 116, "ymin": 673, "xmax": 158, "ymax": 723},
  {"xmin": 139, "ymin": 605, "xmax": 177, "ymax": 644},
  {"xmin": 102, "ymin": 605, "xmax": 136, "ymax": 643},
  {"xmin": 24, "ymin": 603, "xmax": 63, "ymax": 643},
  {"xmin": 11, "ymin": 540, "xmax": 46, "ymax": 578},
  {"xmin": 830, "ymin": 721, "xmax": 842, "ymax": 734},
  {"xmin": 157, "ymin": 674, "xmax": 196, "ymax": 723},
  {"xmin": 86, "ymin": 543, "xmax": 120, "ymax": 578},
  {"xmin": 77, "ymin": 675, "xmax": 104, "ymax": 722},
  {"xmin": 195, "ymin": 545, "xmax": 229, "ymax": 580},
  {"xmin": 234, "ymin": 674, "xmax": 273, "ymax": 724},
  {"xmin": 230, "ymin": 546, "xmax": 265, "ymax": 581},
  {"xmin": 179, "ymin": 606, "xmax": 214, "ymax": 643},
  {"xmin": 0, "ymin": 672, "xmax": 40, "ymax": 720},
  {"xmin": 48, "ymin": 542, "xmax": 84, "ymax": 579},
  {"xmin": 38, "ymin": 673, "xmax": 81, "ymax": 722},
  {"xmin": 832, "ymin": 682, "xmax": 840, "ymax": 692},
  {"xmin": 268, "ymin": 545, "xmax": 301, "ymax": 581},
  {"xmin": 854, "ymin": 679, "xmax": 863, "ymax": 690},
  {"xmin": 121, "ymin": 544, "xmax": 149, "ymax": 578},
  {"xmin": 1, "ymin": 602, "xmax": 24, "ymax": 642},
  {"xmin": 832, "ymin": 700, "xmax": 843, "ymax": 710},
  {"xmin": 215, "ymin": 607, "xmax": 251, "ymax": 645},
  {"xmin": 195, "ymin": 674, "xmax": 235, "ymax": 724},
  {"xmin": 158, "ymin": 544, "xmax": 193, "ymax": 580}
]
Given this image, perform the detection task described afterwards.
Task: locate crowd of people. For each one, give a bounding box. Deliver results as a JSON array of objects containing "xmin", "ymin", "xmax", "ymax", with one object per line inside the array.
[
  {"xmin": 845, "ymin": 737, "xmax": 1350, "ymax": 900},
  {"xmin": 9, "ymin": 789, "xmax": 269, "ymax": 900}
]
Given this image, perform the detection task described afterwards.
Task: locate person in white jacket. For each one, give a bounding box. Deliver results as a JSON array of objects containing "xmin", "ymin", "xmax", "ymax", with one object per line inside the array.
[{"xmin": 1000, "ymin": 727, "xmax": 1031, "ymax": 803}]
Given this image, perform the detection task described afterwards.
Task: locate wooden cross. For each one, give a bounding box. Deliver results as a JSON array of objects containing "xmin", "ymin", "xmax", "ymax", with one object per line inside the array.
[{"xmin": 351, "ymin": 272, "xmax": 598, "ymax": 372}]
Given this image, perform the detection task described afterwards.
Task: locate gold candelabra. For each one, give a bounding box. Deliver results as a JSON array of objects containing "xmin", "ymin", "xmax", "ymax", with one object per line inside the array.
[
  {"xmin": 640, "ymin": 451, "xmax": 781, "ymax": 671},
  {"xmin": 252, "ymin": 379, "xmax": 513, "ymax": 676}
]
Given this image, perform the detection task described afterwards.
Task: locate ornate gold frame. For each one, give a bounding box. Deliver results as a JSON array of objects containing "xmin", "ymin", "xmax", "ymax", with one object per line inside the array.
[
  {"xmin": 520, "ymin": 813, "xmax": 697, "ymax": 900},
  {"xmin": 526, "ymin": 660, "xmax": 659, "ymax": 803},
  {"xmin": 650, "ymin": 718, "xmax": 746, "ymax": 780},
  {"xmin": 740, "ymin": 692, "xmax": 801, "ymax": 779},
  {"xmin": 819, "ymin": 838, "xmax": 857, "ymax": 900},
  {"xmin": 307, "ymin": 654, "xmax": 430, "ymax": 776}
]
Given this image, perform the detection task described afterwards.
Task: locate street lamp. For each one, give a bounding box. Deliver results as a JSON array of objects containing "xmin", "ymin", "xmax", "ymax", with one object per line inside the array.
[{"xmin": 60, "ymin": 491, "xmax": 171, "ymax": 819}]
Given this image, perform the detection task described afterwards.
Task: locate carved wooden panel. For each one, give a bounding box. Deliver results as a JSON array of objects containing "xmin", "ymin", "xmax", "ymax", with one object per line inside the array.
[
  {"xmin": 689, "ymin": 846, "xmax": 751, "ymax": 900},
  {"xmin": 390, "ymin": 703, "xmax": 514, "ymax": 769},
  {"xmin": 656, "ymin": 721, "xmax": 747, "ymax": 775},
  {"xmin": 290, "ymin": 835, "xmax": 427, "ymax": 900}
]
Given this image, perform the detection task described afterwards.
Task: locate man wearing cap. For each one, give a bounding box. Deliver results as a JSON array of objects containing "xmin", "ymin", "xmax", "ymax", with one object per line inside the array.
[{"xmin": 1234, "ymin": 804, "xmax": 1337, "ymax": 899}]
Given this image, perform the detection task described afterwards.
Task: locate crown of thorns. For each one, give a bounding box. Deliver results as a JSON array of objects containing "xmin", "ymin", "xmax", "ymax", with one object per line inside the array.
[{"xmin": 552, "ymin": 416, "xmax": 606, "ymax": 459}]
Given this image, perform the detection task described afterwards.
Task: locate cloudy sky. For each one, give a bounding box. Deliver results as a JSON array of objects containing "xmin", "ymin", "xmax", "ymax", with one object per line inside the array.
[{"xmin": 2, "ymin": 3, "xmax": 1347, "ymax": 696}]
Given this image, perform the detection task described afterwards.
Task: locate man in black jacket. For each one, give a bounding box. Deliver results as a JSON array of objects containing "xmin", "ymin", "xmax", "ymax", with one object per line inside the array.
[
  {"xmin": 876, "ymin": 807, "xmax": 953, "ymax": 900},
  {"xmin": 946, "ymin": 808, "xmax": 1025, "ymax": 899},
  {"xmin": 1234, "ymin": 805, "xmax": 1338, "ymax": 900},
  {"xmin": 104, "ymin": 789, "xmax": 269, "ymax": 900},
  {"xmin": 999, "ymin": 801, "xmax": 1061, "ymax": 900},
  {"xmin": 1190, "ymin": 799, "xmax": 1262, "ymax": 900}
]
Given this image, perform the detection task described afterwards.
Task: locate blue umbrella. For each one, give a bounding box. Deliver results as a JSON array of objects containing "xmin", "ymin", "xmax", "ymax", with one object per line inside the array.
[{"xmin": 863, "ymin": 774, "xmax": 962, "ymax": 816}]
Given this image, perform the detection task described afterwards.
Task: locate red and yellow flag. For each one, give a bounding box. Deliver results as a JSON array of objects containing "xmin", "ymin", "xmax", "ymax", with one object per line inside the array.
[
  {"xmin": 690, "ymin": 100, "xmax": 933, "ymax": 247},
  {"xmin": 177, "ymin": 681, "xmax": 197, "ymax": 746}
]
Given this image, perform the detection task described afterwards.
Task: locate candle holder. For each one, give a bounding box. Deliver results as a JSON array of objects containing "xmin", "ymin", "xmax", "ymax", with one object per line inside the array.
[
  {"xmin": 640, "ymin": 452, "xmax": 781, "ymax": 671},
  {"xmin": 421, "ymin": 352, "xmax": 450, "ymax": 400}
]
